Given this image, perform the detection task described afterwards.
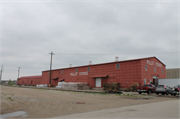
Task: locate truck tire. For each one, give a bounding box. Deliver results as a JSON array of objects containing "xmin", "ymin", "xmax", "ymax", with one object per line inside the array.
[
  {"xmin": 138, "ymin": 92, "xmax": 142, "ymax": 94},
  {"xmin": 166, "ymin": 92, "xmax": 169, "ymax": 95},
  {"xmin": 162, "ymin": 93, "xmax": 165, "ymax": 95},
  {"xmin": 148, "ymin": 90, "xmax": 151, "ymax": 95},
  {"xmin": 156, "ymin": 93, "xmax": 159, "ymax": 95}
]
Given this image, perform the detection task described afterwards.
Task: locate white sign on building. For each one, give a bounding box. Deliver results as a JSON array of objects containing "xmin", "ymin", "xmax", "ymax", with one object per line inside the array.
[
  {"xmin": 70, "ymin": 71, "xmax": 88, "ymax": 76},
  {"xmin": 147, "ymin": 60, "xmax": 154, "ymax": 65},
  {"xmin": 79, "ymin": 72, "xmax": 88, "ymax": 76},
  {"xmin": 147, "ymin": 60, "xmax": 162, "ymax": 67}
]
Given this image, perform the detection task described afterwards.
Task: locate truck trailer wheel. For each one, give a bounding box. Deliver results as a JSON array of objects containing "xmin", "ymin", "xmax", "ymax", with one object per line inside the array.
[
  {"xmin": 138, "ymin": 92, "xmax": 142, "ymax": 94},
  {"xmin": 156, "ymin": 93, "xmax": 159, "ymax": 95}
]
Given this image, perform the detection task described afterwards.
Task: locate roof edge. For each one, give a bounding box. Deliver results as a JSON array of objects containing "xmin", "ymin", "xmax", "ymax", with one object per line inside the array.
[
  {"xmin": 43, "ymin": 56, "xmax": 165, "ymax": 72},
  {"xmin": 19, "ymin": 75, "xmax": 42, "ymax": 79}
]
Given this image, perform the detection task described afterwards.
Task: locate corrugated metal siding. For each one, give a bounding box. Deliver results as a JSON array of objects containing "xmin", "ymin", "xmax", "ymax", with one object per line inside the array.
[{"xmin": 166, "ymin": 68, "xmax": 180, "ymax": 79}]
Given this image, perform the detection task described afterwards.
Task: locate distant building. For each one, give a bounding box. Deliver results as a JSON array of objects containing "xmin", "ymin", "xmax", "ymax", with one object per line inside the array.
[
  {"xmin": 17, "ymin": 76, "xmax": 42, "ymax": 85},
  {"xmin": 166, "ymin": 68, "xmax": 180, "ymax": 79},
  {"xmin": 1, "ymin": 80, "xmax": 9, "ymax": 85},
  {"xmin": 1, "ymin": 80, "xmax": 17, "ymax": 85},
  {"xmin": 13, "ymin": 80, "xmax": 17, "ymax": 84}
]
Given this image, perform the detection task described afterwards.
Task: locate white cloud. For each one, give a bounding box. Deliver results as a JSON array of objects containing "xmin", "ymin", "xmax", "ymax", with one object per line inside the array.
[{"xmin": 1, "ymin": 1, "xmax": 179, "ymax": 80}]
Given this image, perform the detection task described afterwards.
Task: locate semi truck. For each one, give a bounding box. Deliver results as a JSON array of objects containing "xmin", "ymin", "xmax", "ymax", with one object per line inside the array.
[{"xmin": 158, "ymin": 79, "xmax": 180, "ymax": 88}]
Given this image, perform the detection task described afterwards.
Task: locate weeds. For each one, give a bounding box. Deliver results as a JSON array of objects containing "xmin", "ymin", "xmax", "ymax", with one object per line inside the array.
[
  {"xmin": 8, "ymin": 80, "xmax": 15, "ymax": 85},
  {"xmin": 7, "ymin": 97, "xmax": 14, "ymax": 101},
  {"xmin": 1, "ymin": 93, "xmax": 14, "ymax": 96},
  {"xmin": 114, "ymin": 93, "xmax": 153, "ymax": 99},
  {"xmin": 81, "ymin": 92, "xmax": 107, "ymax": 96}
]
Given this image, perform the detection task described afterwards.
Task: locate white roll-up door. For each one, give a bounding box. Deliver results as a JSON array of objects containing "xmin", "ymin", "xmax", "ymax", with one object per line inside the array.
[{"xmin": 95, "ymin": 78, "xmax": 101, "ymax": 87}]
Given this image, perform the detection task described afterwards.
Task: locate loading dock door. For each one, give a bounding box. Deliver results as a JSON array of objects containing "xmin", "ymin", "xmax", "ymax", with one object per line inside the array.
[
  {"xmin": 153, "ymin": 76, "xmax": 158, "ymax": 86},
  {"xmin": 95, "ymin": 78, "xmax": 101, "ymax": 87}
]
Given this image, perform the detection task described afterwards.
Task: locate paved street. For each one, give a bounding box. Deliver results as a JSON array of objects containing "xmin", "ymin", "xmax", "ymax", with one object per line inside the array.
[{"xmin": 51, "ymin": 99, "xmax": 180, "ymax": 119}]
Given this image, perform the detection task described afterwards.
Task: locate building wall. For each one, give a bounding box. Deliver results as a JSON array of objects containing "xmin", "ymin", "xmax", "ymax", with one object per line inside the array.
[
  {"xmin": 41, "ymin": 71, "xmax": 50, "ymax": 85},
  {"xmin": 166, "ymin": 68, "xmax": 180, "ymax": 79},
  {"xmin": 17, "ymin": 76, "xmax": 41, "ymax": 85},
  {"xmin": 141, "ymin": 57, "xmax": 166, "ymax": 85},
  {"xmin": 43, "ymin": 60, "xmax": 142, "ymax": 88}
]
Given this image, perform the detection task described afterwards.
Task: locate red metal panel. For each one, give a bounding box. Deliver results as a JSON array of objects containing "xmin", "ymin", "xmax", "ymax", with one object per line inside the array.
[
  {"xmin": 92, "ymin": 75, "xmax": 108, "ymax": 78},
  {"xmin": 140, "ymin": 57, "xmax": 166, "ymax": 85},
  {"xmin": 17, "ymin": 75, "xmax": 42, "ymax": 85}
]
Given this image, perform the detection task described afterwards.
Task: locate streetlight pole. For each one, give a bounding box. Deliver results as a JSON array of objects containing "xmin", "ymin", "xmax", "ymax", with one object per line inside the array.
[{"xmin": 17, "ymin": 67, "xmax": 21, "ymax": 79}]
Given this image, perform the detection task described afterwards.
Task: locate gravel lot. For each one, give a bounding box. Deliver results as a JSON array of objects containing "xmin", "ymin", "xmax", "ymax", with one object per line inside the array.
[{"xmin": 0, "ymin": 86, "xmax": 179, "ymax": 118}]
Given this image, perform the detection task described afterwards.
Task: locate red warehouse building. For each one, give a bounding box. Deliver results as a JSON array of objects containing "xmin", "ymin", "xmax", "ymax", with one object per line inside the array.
[
  {"xmin": 17, "ymin": 57, "xmax": 166, "ymax": 89},
  {"xmin": 42, "ymin": 56, "xmax": 166, "ymax": 88},
  {"xmin": 17, "ymin": 76, "xmax": 42, "ymax": 85}
]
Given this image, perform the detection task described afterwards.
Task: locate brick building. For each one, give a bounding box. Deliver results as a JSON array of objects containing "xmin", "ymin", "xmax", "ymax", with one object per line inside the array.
[{"xmin": 17, "ymin": 57, "xmax": 166, "ymax": 89}]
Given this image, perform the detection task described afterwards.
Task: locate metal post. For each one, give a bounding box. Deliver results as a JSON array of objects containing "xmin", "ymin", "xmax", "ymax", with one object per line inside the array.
[
  {"xmin": 17, "ymin": 67, "xmax": 21, "ymax": 79},
  {"xmin": 0, "ymin": 65, "xmax": 3, "ymax": 82},
  {"xmin": 49, "ymin": 51, "xmax": 54, "ymax": 87}
]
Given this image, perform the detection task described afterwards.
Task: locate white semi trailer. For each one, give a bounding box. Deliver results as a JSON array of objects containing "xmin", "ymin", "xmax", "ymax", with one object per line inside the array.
[{"xmin": 158, "ymin": 79, "xmax": 180, "ymax": 87}]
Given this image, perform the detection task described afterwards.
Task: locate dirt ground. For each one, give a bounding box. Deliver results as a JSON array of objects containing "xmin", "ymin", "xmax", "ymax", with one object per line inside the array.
[{"xmin": 0, "ymin": 86, "xmax": 179, "ymax": 118}]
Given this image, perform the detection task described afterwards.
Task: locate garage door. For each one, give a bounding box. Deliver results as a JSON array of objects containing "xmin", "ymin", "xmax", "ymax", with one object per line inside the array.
[{"xmin": 95, "ymin": 78, "xmax": 101, "ymax": 87}]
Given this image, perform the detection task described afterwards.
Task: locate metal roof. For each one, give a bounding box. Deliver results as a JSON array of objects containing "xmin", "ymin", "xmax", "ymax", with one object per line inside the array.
[
  {"xmin": 43, "ymin": 56, "xmax": 166, "ymax": 72},
  {"xmin": 19, "ymin": 75, "xmax": 42, "ymax": 79}
]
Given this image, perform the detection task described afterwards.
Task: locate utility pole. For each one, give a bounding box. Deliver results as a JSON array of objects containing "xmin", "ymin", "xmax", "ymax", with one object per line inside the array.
[
  {"xmin": 49, "ymin": 51, "xmax": 54, "ymax": 87},
  {"xmin": 17, "ymin": 67, "xmax": 21, "ymax": 79},
  {"xmin": 0, "ymin": 65, "xmax": 3, "ymax": 82}
]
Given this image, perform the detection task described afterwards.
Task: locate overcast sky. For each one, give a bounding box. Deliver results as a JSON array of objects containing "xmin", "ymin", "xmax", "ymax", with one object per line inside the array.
[{"xmin": 0, "ymin": 0, "xmax": 179, "ymax": 80}]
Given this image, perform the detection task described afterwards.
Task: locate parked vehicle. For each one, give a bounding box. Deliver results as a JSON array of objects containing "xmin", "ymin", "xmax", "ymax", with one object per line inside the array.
[
  {"xmin": 156, "ymin": 85, "xmax": 174, "ymax": 95},
  {"xmin": 137, "ymin": 84, "xmax": 156, "ymax": 94},
  {"xmin": 173, "ymin": 84, "xmax": 180, "ymax": 96}
]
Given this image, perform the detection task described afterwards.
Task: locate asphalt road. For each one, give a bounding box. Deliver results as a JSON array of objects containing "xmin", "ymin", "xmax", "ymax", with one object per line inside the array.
[{"xmin": 51, "ymin": 99, "xmax": 180, "ymax": 119}]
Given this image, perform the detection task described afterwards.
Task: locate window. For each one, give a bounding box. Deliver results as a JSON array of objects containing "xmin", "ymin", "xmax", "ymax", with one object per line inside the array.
[
  {"xmin": 87, "ymin": 67, "xmax": 90, "ymax": 72},
  {"xmin": 149, "ymin": 79, "xmax": 151, "ymax": 83},
  {"xmin": 76, "ymin": 68, "xmax": 78, "ymax": 72},
  {"xmin": 116, "ymin": 64, "xmax": 120, "ymax": 69},
  {"xmin": 144, "ymin": 79, "xmax": 146, "ymax": 85},
  {"xmin": 154, "ymin": 67, "xmax": 156, "ymax": 72},
  {"xmin": 61, "ymin": 70, "xmax": 63, "ymax": 74},
  {"xmin": 162, "ymin": 69, "xmax": 163, "ymax": 74},
  {"xmin": 145, "ymin": 65, "xmax": 147, "ymax": 71}
]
